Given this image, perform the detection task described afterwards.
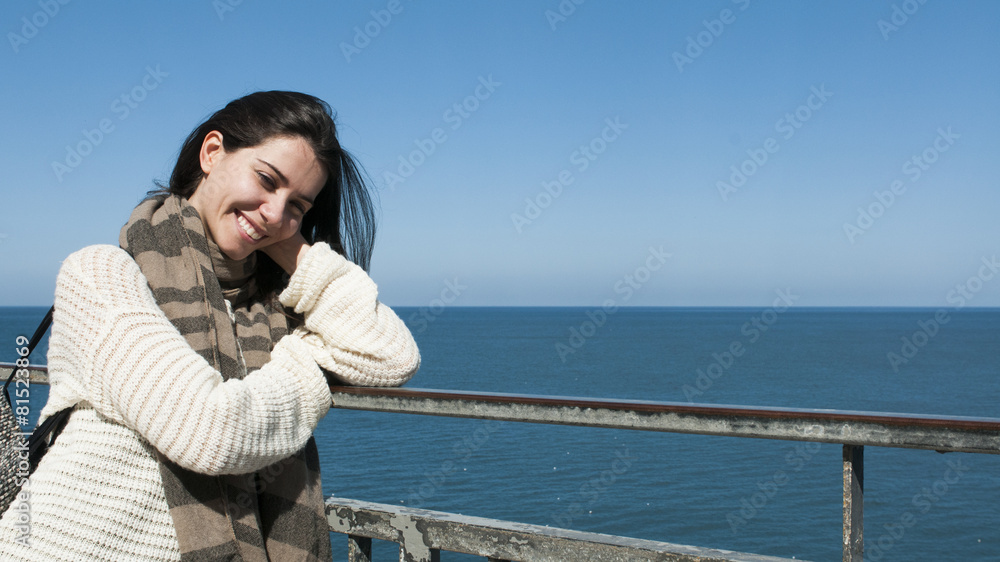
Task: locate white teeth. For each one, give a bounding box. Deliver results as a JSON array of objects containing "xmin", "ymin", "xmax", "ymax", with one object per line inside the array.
[{"xmin": 237, "ymin": 215, "xmax": 263, "ymax": 241}]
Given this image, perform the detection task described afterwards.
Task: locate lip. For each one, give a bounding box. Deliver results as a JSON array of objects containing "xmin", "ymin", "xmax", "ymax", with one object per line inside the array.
[{"xmin": 235, "ymin": 211, "xmax": 267, "ymax": 243}]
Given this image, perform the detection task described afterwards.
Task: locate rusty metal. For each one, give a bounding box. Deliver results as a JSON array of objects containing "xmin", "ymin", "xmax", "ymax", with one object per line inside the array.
[
  {"xmin": 329, "ymin": 386, "xmax": 1000, "ymax": 454},
  {"xmin": 842, "ymin": 445, "xmax": 864, "ymax": 562},
  {"xmin": 18, "ymin": 372, "xmax": 1000, "ymax": 454},
  {"xmin": 17, "ymin": 367, "xmax": 998, "ymax": 559},
  {"xmin": 327, "ymin": 497, "xmax": 803, "ymax": 562}
]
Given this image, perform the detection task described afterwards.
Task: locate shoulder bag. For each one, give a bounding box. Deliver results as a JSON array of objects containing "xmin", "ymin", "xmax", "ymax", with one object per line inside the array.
[{"xmin": 0, "ymin": 306, "xmax": 70, "ymax": 514}]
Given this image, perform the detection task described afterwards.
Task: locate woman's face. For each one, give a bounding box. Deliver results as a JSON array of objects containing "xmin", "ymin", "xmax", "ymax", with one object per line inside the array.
[{"xmin": 189, "ymin": 132, "xmax": 327, "ymax": 260}]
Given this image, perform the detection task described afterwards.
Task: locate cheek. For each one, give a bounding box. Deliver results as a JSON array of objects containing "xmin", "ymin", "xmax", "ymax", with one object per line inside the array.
[
  {"xmin": 275, "ymin": 217, "xmax": 303, "ymax": 240},
  {"xmin": 208, "ymin": 172, "xmax": 237, "ymax": 200}
]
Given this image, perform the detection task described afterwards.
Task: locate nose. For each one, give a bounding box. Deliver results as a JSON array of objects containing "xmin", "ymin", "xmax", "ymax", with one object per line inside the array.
[{"xmin": 258, "ymin": 192, "xmax": 284, "ymax": 228}]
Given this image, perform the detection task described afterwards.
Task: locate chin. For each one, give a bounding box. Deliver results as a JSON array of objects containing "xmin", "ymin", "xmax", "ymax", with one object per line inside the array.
[{"xmin": 220, "ymin": 242, "xmax": 253, "ymax": 261}]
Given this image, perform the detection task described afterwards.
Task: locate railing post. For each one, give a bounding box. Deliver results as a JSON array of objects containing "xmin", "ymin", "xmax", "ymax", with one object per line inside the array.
[
  {"xmin": 843, "ymin": 444, "xmax": 864, "ymax": 561},
  {"xmin": 348, "ymin": 535, "xmax": 371, "ymax": 562},
  {"xmin": 398, "ymin": 545, "xmax": 440, "ymax": 562}
]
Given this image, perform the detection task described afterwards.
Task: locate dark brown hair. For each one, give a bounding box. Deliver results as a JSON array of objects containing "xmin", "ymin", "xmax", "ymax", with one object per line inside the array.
[{"xmin": 160, "ymin": 91, "xmax": 376, "ymax": 294}]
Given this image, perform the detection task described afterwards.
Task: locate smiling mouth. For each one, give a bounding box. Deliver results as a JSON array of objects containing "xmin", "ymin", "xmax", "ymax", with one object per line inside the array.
[{"xmin": 237, "ymin": 213, "xmax": 265, "ymax": 241}]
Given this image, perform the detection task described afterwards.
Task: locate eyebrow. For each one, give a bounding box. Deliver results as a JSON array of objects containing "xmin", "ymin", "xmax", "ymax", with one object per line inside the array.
[
  {"xmin": 257, "ymin": 158, "xmax": 316, "ymax": 205},
  {"xmin": 257, "ymin": 158, "xmax": 288, "ymax": 185}
]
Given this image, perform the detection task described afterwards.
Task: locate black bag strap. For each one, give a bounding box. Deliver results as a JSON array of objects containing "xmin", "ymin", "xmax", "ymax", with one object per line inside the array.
[
  {"xmin": 3, "ymin": 305, "xmax": 55, "ymax": 401},
  {"xmin": 2, "ymin": 306, "xmax": 69, "ymax": 471},
  {"xmin": 28, "ymin": 407, "xmax": 71, "ymax": 471}
]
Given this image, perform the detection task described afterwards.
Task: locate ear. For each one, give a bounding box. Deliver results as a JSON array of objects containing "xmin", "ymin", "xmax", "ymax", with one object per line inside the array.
[{"xmin": 199, "ymin": 131, "xmax": 225, "ymax": 175}]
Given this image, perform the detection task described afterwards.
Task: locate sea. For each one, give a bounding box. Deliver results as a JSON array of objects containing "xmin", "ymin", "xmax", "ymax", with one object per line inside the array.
[{"xmin": 2, "ymin": 305, "xmax": 998, "ymax": 562}]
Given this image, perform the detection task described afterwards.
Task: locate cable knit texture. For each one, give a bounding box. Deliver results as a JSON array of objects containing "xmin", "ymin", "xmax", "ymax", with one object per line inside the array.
[{"xmin": 0, "ymin": 243, "xmax": 419, "ymax": 560}]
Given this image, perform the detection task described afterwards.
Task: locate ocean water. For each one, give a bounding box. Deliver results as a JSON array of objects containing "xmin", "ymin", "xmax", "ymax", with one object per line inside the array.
[{"xmin": 2, "ymin": 306, "xmax": 998, "ymax": 561}]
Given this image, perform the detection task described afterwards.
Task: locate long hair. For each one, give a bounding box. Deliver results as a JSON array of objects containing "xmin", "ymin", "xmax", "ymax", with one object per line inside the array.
[{"xmin": 159, "ymin": 91, "xmax": 377, "ymax": 295}]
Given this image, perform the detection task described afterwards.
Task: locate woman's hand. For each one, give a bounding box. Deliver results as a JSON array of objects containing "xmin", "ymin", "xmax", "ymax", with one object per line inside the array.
[{"xmin": 262, "ymin": 232, "xmax": 311, "ymax": 275}]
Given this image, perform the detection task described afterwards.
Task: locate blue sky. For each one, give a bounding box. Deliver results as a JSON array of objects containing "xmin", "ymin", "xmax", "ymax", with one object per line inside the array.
[{"xmin": 2, "ymin": 1, "xmax": 998, "ymax": 307}]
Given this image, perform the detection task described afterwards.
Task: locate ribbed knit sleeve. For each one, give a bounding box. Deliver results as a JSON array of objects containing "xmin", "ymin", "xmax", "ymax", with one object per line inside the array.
[
  {"xmin": 48, "ymin": 245, "xmax": 333, "ymax": 476},
  {"xmin": 279, "ymin": 242, "xmax": 421, "ymax": 386}
]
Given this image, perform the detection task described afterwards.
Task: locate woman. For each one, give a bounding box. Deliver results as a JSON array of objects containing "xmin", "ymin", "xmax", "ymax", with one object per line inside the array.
[{"xmin": 0, "ymin": 91, "xmax": 420, "ymax": 560}]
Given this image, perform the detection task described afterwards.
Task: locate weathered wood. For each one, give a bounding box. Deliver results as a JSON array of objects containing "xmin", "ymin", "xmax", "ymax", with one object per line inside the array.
[
  {"xmin": 0, "ymin": 363, "xmax": 48, "ymax": 386},
  {"xmin": 327, "ymin": 497, "xmax": 805, "ymax": 562},
  {"xmin": 347, "ymin": 534, "xmax": 371, "ymax": 562},
  {"xmin": 842, "ymin": 445, "xmax": 864, "ymax": 562}
]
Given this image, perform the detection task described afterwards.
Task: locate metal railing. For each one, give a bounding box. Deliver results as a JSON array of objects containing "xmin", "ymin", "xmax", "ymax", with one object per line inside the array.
[
  {"xmin": 325, "ymin": 385, "xmax": 1000, "ymax": 562},
  {"xmin": 9, "ymin": 363, "xmax": 1000, "ymax": 561},
  {"xmin": 325, "ymin": 497, "xmax": 795, "ymax": 562}
]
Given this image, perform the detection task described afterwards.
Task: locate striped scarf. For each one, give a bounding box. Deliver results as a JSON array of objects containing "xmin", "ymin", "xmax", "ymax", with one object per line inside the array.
[{"xmin": 119, "ymin": 193, "xmax": 331, "ymax": 561}]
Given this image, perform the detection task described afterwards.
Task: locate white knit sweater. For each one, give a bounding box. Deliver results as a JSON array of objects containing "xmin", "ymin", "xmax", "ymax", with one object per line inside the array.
[{"xmin": 0, "ymin": 242, "xmax": 420, "ymax": 560}]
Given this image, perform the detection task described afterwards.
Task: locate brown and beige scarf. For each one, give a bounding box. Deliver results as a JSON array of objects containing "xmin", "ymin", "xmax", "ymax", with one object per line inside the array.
[{"xmin": 120, "ymin": 193, "xmax": 331, "ymax": 561}]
